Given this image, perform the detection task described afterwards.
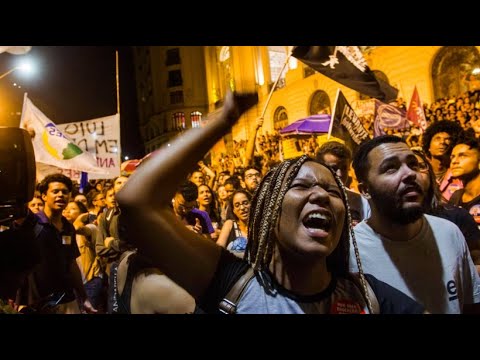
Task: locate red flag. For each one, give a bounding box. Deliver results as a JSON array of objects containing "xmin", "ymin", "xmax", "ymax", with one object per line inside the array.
[{"xmin": 407, "ymin": 86, "xmax": 427, "ymax": 131}]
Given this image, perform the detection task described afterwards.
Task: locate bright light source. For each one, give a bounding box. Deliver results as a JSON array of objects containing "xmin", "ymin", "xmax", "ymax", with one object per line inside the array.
[
  {"xmin": 0, "ymin": 58, "xmax": 36, "ymax": 80},
  {"xmin": 473, "ymin": 68, "xmax": 480, "ymax": 75},
  {"xmin": 17, "ymin": 59, "xmax": 34, "ymax": 74},
  {"xmin": 167, "ymin": 143, "xmax": 171, "ymax": 147},
  {"xmin": 124, "ymin": 156, "xmax": 129, "ymax": 160}
]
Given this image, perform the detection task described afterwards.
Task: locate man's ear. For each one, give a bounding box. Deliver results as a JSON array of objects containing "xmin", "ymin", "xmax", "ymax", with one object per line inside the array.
[{"xmin": 358, "ymin": 182, "xmax": 371, "ymax": 199}]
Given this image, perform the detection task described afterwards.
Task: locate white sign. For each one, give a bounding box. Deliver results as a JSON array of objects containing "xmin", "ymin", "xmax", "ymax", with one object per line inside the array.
[{"xmin": 58, "ymin": 114, "xmax": 121, "ymax": 179}]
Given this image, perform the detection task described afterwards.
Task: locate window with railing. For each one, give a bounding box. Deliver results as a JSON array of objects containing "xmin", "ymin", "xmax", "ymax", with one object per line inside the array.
[
  {"xmin": 173, "ymin": 112, "xmax": 185, "ymax": 130},
  {"xmin": 191, "ymin": 111, "xmax": 202, "ymax": 128}
]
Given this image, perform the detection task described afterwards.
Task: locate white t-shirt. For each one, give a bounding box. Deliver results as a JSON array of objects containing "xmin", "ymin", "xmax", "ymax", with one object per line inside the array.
[{"xmin": 350, "ymin": 214, "xmax": 480, "ymax": 313}]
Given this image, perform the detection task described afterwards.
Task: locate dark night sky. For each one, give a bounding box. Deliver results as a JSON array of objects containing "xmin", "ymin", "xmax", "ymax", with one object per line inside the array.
[{"xmin": 0, "ymin": 46, "xmax": 144, "ymax": 159}]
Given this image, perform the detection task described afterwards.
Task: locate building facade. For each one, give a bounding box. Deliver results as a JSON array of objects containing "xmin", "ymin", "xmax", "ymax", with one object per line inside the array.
[
  {"xmin": 133, "ymin": 46, "xmax": 209, "ymax": 154},
  {"xmin": 134, "ymin": 46, "xmax": 480, "ymax": 159}
]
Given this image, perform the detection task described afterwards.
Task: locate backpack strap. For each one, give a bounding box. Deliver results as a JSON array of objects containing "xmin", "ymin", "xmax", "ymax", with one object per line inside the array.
[
  {"xmin": 219, "ymin": 267, "xmax": 255, "ymax": 314},
  {"xmin": 350, "ymin": 273, "xmax": 380, "ymax": 314}
]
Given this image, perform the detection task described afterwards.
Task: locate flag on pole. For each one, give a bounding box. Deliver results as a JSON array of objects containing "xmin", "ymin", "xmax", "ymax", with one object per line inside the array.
[
  {"xmin": 373, "ymin": 99, "xmax": 410, "ymax": 137},
  {"xmin": 328, "ymin": 89, "xmax": 371, "ymax": 156},
  {"xmin": 407, "ymin": 86, "xmax": 428, "ymax": 131},
  {"xmin": 292, "ymin": 46, "xmax": 398, "ymax": 103},
  {"xmin": 0, "ymin": 46, "xmax": 32, "ymax": 55},
  {"xmin": 19, "ymin": 94, "xmax": 107, "ymax": 175}
]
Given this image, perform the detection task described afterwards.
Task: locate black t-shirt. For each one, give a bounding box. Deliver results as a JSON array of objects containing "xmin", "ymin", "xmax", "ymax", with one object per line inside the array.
[
  {"xmin": 432, "ymin": 205, "xmax": 480, "ymax": 249},
  {"xmin": 449, "ymin": 189, "xmax": 480, "ymax": 228},
  {"xmin": 17, "ymin": 212, "xmax": 80, "ymax": 305}
]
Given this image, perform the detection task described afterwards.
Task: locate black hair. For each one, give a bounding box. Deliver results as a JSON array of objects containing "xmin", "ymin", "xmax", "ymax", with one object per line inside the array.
[
  {"xmin": 352, "ymin": 135, "xmax": 404, "ymax": 183},
  {"xmin": 242, "ymin": 166, "xmax": 261, "ymax": 181},
  {"xmin": 177, "ymin": 181, "xmax": 198, "ymax": 202},
  {"xmin": 421, "ymin": 120, "xmax": 464, "ymax": 158},
  {"xmin": 226, "ymin": 190, "xmax": 252, "ymax": 221},
  {"xmin": 38, "ymin": 174, "xmax": 73, "ymax": 195},
  {"xmin": 316, "ymin": 141, "xmax": 352, "ymax": 164}
]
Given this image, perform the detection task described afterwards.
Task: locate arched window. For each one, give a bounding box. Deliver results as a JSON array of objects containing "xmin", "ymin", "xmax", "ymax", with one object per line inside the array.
[
  {"xmin": 432, "ymin": 46, "xmax": 480, "ymax": 100},
  {"xmin": 190, "ymin": 111, "xmax": 202, "ymax": 128},
  {"xmin": 274, "ymin": 106, "xmax": 288, "ymax": 131},
  {"xmin": 172, "ymin": 112, "xmax": 185, "ymax": 130},
  {"xmin": 359, "ymin": 70, "xmax": 390, "ymax": 101},
  {"xmin": 309, "ymin": 90, "xmax": 331, "ymax": 115}
]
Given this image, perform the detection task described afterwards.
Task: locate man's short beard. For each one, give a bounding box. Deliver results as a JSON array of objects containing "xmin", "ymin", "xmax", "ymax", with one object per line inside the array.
[{"xmin": 370, "ymin": 189, "xmax": 425, "ymax": 225}]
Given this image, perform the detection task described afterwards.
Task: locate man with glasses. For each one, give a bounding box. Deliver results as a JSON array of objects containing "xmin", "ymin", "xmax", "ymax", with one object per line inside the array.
[{"xmin": 242, "ymin": 166, "xmax": 262, "ymax": 196}]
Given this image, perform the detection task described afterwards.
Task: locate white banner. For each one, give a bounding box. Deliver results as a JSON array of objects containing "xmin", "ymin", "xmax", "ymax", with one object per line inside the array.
[
  {"xmin": 58, "ymin": 114, "xmax": 121, "ymax": 179},
  {"xmin": 0, "ymin": 46, "xmax": 32, "ymax": 55},
  {"xmin": 36, "ymin": 162, "xmax": 83, "ymax": 183},
  {"xmin": 20, "ymin": 94, "xmax": 108, "ymax": 175}
]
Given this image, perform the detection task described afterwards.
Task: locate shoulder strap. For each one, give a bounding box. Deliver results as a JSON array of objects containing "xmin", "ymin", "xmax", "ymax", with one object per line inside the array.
[
  {"xmin": 232, "ymin": 220, "xmax": 242, "ymax": 238},
  {"xmin": 350, "ymin": 273, "xmax": 380, "ymax": 314},
  {"xmin": 105, "ymin": 208, "xmax": 116, "ymax": 236},
  {"xmin": 219, "ymin": 267, "xmax": 255, "ymax": 314}
]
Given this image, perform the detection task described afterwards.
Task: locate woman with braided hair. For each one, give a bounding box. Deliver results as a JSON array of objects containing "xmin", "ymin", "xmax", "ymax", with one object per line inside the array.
[{"xmin": 116, "ymin": 91, "xmax": 424, "ymax": 314}]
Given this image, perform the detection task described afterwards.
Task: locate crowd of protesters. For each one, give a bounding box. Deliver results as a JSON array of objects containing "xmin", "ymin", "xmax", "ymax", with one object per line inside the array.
[{"xmin": 1, "ymin": 88, "xmax": 480, "ymax": 314}]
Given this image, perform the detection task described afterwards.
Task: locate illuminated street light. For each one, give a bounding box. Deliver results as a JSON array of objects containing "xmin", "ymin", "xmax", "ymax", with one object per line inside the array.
[{"xmin": 0, "ymin": 59, "xmax": 34, "ymax": 80}]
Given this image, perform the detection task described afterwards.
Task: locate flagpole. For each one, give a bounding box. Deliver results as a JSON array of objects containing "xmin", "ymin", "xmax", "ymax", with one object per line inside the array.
[
  {"xmin": 20, "ymin": 92, "xmax": 28, "ymax": 127},
  {"xmin": 260, "ymin": 53, "xmax": 292, "ymax": 120},
  {"xmin": 116, "ymin": 50, "xmax": 120, "ymax": 116},
  {"xmin": 327, "ymin": 89, "xmax": 341, "ymax": 139},
  {"xmin": 116, "ymin": 50, "xmax": 122, "ymax": 165}
]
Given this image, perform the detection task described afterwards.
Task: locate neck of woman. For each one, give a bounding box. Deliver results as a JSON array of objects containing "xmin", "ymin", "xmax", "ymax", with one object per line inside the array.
[{"xmin": 269, "ymin": 251, "xmax": 331, "ymax": 296}]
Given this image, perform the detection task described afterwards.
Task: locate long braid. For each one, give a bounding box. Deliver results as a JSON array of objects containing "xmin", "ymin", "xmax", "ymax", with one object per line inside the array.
[
  {"xmin": 329, "ymin": 169, "xmax": 373, "ymax": 314},
  {"xmin": 247, "ymin": 156, "xmax": 309, "ymax": 270}
]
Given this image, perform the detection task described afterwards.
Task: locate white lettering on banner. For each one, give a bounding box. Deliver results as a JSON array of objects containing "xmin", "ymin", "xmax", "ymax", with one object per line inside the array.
[
  {"xmin": 341, "ymin": 106, "xmax": 370, "ymax": 145},
  {"xmin": 57, "ymin": 114, "xmax": 121, "ymax": 179}
]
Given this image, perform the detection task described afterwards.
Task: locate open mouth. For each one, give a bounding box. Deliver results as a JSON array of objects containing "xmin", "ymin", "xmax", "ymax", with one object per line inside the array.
[
  {"xmin": 400, "ymin": 186, "xmax": 423, "ymax": 201},
  {"xmin": 302, "ymin": 211, "xmax": 332, "ymax": 236}
]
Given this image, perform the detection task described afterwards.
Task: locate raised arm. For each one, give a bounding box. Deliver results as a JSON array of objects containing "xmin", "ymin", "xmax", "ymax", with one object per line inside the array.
[
  {"xmin": 244, "ymin": 117, "xmax": 264, "ymax": 167},
  {"xmin": 116, "ymin": 91, "xmax": 258, "ymax": 298}
]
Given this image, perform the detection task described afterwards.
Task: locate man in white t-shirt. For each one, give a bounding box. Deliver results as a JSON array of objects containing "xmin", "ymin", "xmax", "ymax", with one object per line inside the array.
[{"xmin": 350, "ymin": 135, "xmax": 480, "ymax": 313}]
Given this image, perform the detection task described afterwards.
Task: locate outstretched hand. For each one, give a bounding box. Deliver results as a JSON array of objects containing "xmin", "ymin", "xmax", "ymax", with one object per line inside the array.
[{"xmin": 222, "ymin": 91, "xmax": 259, "ymax": 126}]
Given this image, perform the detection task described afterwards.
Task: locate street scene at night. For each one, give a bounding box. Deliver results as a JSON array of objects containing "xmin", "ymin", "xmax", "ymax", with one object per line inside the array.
[{"xmin": 1, "ymin": 46, "xmax": 480, "ymax": 314}]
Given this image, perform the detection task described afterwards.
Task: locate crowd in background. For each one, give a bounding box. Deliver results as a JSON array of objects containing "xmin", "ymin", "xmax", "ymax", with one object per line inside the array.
[{"xmin": 2, "ymin": 87, "xmax": 480, "ymax": 314}]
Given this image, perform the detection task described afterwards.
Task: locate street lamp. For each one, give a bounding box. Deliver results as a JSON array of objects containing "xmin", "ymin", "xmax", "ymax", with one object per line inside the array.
[{"xmin": 0, "ymin": 60, "xmax": 34, "ymax": 80}]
